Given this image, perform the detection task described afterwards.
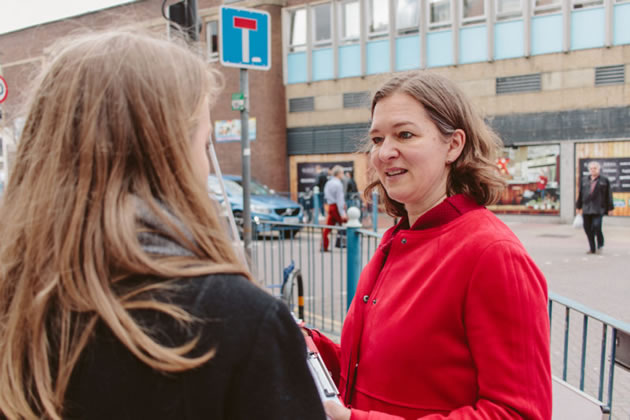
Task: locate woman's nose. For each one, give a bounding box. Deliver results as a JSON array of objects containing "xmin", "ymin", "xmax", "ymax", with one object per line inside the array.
[{"xmin": 377, "ymin": 137, "xmax": 399, "ymax": 160}]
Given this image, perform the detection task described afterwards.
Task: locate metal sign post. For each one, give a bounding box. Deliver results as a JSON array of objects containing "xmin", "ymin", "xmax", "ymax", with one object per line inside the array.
[
  {"xmin": 220, "ymin": 6, "xmax": 271, "ymax": 261},
  {"xmin": 239, "ymin": 68, "xmax": 252, "ymax": 259}
]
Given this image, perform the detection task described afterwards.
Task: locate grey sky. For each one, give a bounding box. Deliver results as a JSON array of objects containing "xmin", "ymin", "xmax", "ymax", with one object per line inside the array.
[{"xmin": 0, "ymin": 0, "xmax": 136, "ymax": 35}]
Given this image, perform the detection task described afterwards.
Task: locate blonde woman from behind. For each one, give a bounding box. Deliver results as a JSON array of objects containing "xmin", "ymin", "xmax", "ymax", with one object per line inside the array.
[{"xmin": 0, "ymin": 30, "xmax": 325, "ymax": 420}]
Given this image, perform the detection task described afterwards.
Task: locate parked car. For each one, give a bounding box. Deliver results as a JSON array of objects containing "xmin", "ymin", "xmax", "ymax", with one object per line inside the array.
[{"xmin": 207, "ymin": 174, "xmax": 303, "ymax": 237}]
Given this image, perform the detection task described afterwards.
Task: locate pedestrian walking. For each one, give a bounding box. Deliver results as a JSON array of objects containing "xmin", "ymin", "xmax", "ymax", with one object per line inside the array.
[
  {"xmin": 576, "ymin": 161, "xmax": 614, "ymax": 254},
  {"xmin": 305, "ymin": 71, "xmax": 552, "ymax": 420},
  {"xmin": 315, "ymin": 165, "xmax": 331, "ymax": 219},
  {"xmin": 0, "ymin": 30, "xmax": 325, "ymax": 420},
  {"xmin": 321, "ymin": 166, "xmax": 348, "ymax": 251}
]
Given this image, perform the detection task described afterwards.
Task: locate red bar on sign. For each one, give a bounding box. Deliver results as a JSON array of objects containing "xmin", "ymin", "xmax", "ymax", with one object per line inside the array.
[{"xmin": 234, "ymin": 17, "xmax": 257, "ymax": 30}]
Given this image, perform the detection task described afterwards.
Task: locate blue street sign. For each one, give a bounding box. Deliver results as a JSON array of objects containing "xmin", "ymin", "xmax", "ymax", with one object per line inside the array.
[{"xmin": 220, "ymin": 6, "xmax": 271, "ymax": 71}]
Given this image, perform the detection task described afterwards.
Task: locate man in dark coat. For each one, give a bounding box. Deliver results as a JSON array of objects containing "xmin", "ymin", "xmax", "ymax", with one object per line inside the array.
[
  {"xmin": 315, "ymin": 166, "xmax": 330, "ymax": 219},
  {"xmin": 576, "ymin": 161, "xmax": 614, "ymax": 254}
]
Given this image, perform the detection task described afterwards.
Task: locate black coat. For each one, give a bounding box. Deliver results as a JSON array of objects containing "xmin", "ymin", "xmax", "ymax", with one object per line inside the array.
[
  {"xmin": 316, "ymin": 171, "xmax": 329, "ymax": 191},
  {"xmin": 576, "ymin": 175, "xmax": 614, "ymax": 215},
  {"xmin": 64, "ymin": 275, "xmax": 326, "ymax": 420}
]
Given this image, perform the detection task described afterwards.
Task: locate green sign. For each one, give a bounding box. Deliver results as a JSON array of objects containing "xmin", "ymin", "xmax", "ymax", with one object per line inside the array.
[{"xmin": 231, "ymin": 93, "xmax": 245, "ymax": 111}]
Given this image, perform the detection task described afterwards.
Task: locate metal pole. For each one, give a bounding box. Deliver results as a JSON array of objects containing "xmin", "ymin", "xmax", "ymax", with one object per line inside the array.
[
  {"xmin": 313, "ymin": 186, "xmax": 321, "ymax": 224},
  {"xmin": 346, "ymin": 209, "xmax": 362, "ymax": 310},
  {"xmin": 189, "ymin": 0, "xmax": 199, "ymax": 41},
  {"xmin": 240, "ymin": 68, "xmax": 252, "ymax": 260}
]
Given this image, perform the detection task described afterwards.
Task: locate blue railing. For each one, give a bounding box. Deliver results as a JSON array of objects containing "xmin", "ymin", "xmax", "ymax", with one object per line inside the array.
[{"xmin": 250, "ymin": 214, "xmax": 630, "ymax": 419}]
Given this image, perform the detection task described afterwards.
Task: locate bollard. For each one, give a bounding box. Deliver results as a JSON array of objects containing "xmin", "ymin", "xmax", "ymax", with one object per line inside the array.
[
  {"xmin": 372, "ymin": 190, "xmax": 379, "ymax": 232},
  {"xmin": 346, "ymin": 207, "xmax": 362, "ymax": 310},
  {"xmin": 313, "ymin": 186, "xmax": 321, "ymax": 224}
]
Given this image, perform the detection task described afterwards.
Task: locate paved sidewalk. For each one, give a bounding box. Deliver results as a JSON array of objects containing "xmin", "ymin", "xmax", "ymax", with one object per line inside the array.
[{"xmin": 500, "ymin": 218, "xmax": 630, "ymax": 325}]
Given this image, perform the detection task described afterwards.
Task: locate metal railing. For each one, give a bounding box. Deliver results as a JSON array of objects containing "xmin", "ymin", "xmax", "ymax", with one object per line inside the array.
[
  {"xmin": 250, "ymin": 213, "xmax": 630, "ymax": 419},
  {"xmin": 548, "ymin": 293, "xmax": 630, "ymax": 417}
]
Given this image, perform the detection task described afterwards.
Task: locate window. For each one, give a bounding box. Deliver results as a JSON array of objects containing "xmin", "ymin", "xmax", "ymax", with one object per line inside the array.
[
  {"xmin": 396, "ymin": 0, "xmax": 420, "ymax": 34},
  {"xmin": 206, "ymin": 20, "xmax": 219, "ymax": 61},
  {"xmin": 496, "ymin": 0, "xmax": 521, "ymax": 18},
  {"xmin": 461, "ymin": 0, "xmax": 485, "ymax": 23},
  {"xmin": 368, "ymin": 0, "xmax": 389, "ymax": 37},
  {"xmin": 289, "ymin": 8, "xmax": 307, "ymax": 52},
  {"xmin": 572, "ymin": 0, "xmax": 603, "ymax": 8},
  {"xmin": 340, "ymin": 0, "xmax": 360, "ymax": 42},
  {"xmin": 428, "ymin": 0, "xmax": 451, "ymax": 29},
  {"xmin": 490, "ymin": 144, "xmax": 561, "ymax": 215},
  {"xmin": 533, "ymin": 0, "xmax": 561, "ymax": 14},
  {"xmin": 312, "ymin": 3, "xmax": 332, "ymax": 47}
]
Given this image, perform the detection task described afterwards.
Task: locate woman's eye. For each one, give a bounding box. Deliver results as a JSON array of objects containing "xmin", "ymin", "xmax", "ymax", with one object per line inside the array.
[
  {"xmin": 398, "ymin": 131, "xmax": 413, "ymax": 140},
  {"xmin": 371, "ymin": 136, "xmax": 384, "ymax": 145}
]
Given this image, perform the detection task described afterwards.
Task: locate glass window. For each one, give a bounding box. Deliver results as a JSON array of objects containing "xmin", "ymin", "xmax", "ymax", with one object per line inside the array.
[
  {"xmin": 312, "ymin": 3, "xmax": 332, "ymax": 46},
  {"xmin": 462, "ymin": 0, "xmax": 485, "ymax": 22},
  {"xmin": 428, "ymin": 0, "xmax": 451, "ymax": 28},
  {"xmin": 206, "ymin": 20, "xmax": 219, "ymax": 60},
  {"xmin": 396, "ymin": 0, "xmax": 420, "ymax": 33},
  {"xmin": 369, "ymin": 0, "xmax": 389, "ymax": 36},
  {"xmin": 289, "ymin": 8, "xmax": 307, "ymax": 51},
  {"xmin": 340, "ymin": 0, "xmax": 360, "ymax": 41},
  {"xmin": 572, "ymin": 0, "xmax": 603, "ymax": 8},
  {"xmin": 489, "ymin": 144, "xmax": 561, "ymax": 215},
  {"xmin": 533, "ymin": 0, "xmax": 561, "ymax": 13},
  {"xmin": 496, "ymin": 0, "xmax": 521, "ymax": 17},
  {"xmin": 208, "ymin": 176, "xmax": 243, "ymax": 197}
]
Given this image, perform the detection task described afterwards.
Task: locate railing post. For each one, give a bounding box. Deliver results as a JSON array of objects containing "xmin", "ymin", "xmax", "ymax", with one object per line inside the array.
[
  {"xmin": 371, "ymin": 190, "xmax": 379, "ymax": 232},
  {"xmin": 346, "ymin": 207, "xmax": 362, "ymax": 311},
  {"xmin": 313, "ymin": 186, "xmax": 321, "ymax": 224}
]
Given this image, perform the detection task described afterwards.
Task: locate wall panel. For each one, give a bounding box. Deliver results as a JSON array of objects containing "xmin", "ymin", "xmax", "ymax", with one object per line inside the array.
[
  {"xmin": 460, "ymin": 25, "xmax": 488, "ymax": 64},
  {"xmin": 427, "ymin": 30, "xmax": 454, "ymax": 67},
  {"xmin": 571, "ymin": 7, "xmax": 605, "ymax": 50},
  {"xmin": 495, "ymin": 20, "xmax": 524, "ymax": 59},
  {"xmin": 395, "ymin": 35, "xmax": 421, "ymax": 71},
  {"xmin": 312, "ymin": 48, "xmax": 334, "ymax": 81}
]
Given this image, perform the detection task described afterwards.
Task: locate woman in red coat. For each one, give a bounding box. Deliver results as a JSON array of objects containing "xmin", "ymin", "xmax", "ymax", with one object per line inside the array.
[{"xmin": 307, "ymin": 72, "xmax": 552, "ymax": 420}]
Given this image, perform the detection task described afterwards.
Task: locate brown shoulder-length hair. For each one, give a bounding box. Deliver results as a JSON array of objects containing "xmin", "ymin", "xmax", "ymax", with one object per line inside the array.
[
  {"xmin": 363, "ymin": 71, "xmax": 506, "ymax": 218},
  {"xmin": 0, "ymin": 30, "xmax": 249, "ymax": 420}
]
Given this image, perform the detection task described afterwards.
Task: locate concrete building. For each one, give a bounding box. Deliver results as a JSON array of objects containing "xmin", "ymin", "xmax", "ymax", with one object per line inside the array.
[{"xmin": 0, "ymin": 0, "xmax": 629, "ymax": 222}]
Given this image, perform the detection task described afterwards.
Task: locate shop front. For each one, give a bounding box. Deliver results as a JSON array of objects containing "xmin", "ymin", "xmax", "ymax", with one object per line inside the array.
[{"xmin": 489, "ymin": 144, "xmax": 561, "ymax": 215}]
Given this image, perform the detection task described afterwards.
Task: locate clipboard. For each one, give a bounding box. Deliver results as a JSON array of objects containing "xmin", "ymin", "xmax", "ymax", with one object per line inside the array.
[{"xmin": 304, "ymin": 334, "xmax": 343, "ymax": 407}]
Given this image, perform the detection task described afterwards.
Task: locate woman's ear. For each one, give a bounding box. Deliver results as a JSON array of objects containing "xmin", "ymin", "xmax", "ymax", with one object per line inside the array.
[{"xmin": 447, "ymin": 129, "xmax": 466, "ymax": 163}]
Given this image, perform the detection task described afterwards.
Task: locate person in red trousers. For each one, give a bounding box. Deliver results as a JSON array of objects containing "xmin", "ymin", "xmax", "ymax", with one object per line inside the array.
[
  {"xmin": 305, "ymin": 71, "xmax": 552, "ymax": 420},
  {"xmin": 321, "ymin": 165, "xmax": 348, "ymax": 251}
]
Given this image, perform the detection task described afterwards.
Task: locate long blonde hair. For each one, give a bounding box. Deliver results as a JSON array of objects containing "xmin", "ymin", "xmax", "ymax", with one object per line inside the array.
[
  {"xmin": 364, "ymin": 72, "xmax": 506, "ymax": 217},
  {"xmin": 0, "ymin": 30, "xmax": 249, "ymax": 419}
]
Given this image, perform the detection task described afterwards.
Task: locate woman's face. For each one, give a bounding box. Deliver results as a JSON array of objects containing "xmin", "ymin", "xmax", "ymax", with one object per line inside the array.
[
  {"xmin": 369, "ymin": 92, "xmax": 463, "ymax": 220},
  {"xmin": 191, "ymin": 99, "xmax": 212, "ymax": 187}
]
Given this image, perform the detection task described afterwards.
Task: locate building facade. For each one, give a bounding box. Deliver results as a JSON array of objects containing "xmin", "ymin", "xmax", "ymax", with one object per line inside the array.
[
  {"xmin": 0, "ymin": 0, "xmax": 629, "ymax": 222},
  {"xmin": 282, "ymin": 0, "xmax": 630, "ymax": 222}
]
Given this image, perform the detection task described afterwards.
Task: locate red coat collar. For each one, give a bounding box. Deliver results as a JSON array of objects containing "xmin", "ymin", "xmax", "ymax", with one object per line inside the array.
[{"xmin": 395, "ymin": 194, "xmax": 483, "ymax": 232}]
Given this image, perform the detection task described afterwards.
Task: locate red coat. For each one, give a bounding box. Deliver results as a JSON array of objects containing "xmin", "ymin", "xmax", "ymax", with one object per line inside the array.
[{"xmin": 312, "ymin": 197, "xmax": 551, "ymax": 419}]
